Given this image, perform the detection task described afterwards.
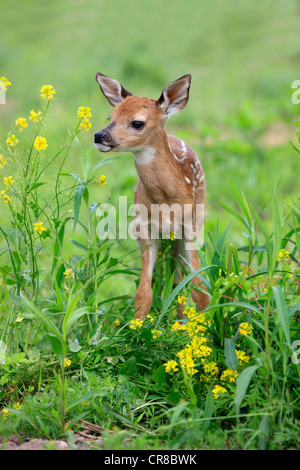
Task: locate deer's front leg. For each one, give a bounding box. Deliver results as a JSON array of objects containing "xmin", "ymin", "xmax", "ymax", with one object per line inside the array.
[{"xmin": 134, "ymin": 238, "xmax": 159, "ymax": 320}]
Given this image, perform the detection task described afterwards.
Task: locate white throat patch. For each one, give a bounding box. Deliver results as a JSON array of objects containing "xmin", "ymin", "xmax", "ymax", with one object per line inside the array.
[{"xmin": 133, "ymin": 147, "xmax": 156, "ymax": 165}]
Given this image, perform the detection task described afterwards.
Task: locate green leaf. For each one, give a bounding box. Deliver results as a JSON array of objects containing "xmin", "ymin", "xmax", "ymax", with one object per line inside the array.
[
  {"xmin": 47, "ymin": 334, "xmax": 65, "ymax": 365},
  {"xmin": 166, "ymin": 391, "xmax": 181, "ymax": 406},
  {"xmin": 234, "ymin": 365, "xmax": 259, "ymax": 412},
  {"xmin": 258, "ymin": 414, "xmax": 270, "ymax": 450},
  {"xmin": 90, "ymin": 153, "xmax": 125, "ymax": 175},
  {"xmin": 272, "ymin": 285, "xmax": 291, "ymax": 347},
  {"xmin": 69, "ymin": 238, "xmax": 88, "ymax": 251},
  {"xmin": 73, "ymin": 184, "xmax": 86, "ymax": 230},
  {"xmin": 152, "ymin": 365, "xmax": 167, "ymax": 384},
  {"xmin": 224, "ymin": 338, "xmax": 238, "ymax": 370},
  {"xmin": 203, "ymin": 390, "xmax": 214, "ymax": 434},
  {"xmin": 68, "ymin": 338, "xmax": 82, "ymax": 353},
  {"xmin": 21, "ymin": 294, "xmax": 64, "ymax": 343},
  {"xmin": 119, "ymin": 356, "xmax": 137, "ymax": 376}
]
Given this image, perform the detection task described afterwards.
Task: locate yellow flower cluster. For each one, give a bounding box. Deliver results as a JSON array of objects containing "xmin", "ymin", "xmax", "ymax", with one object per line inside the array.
[
  {"xmin": 164, "ymin": 360, "xmax": 179, "ymax": 373},
  {"xmin": 4, "ymin": 175, "xmax": 14, "ymax": 187},
  {"xmin": 0, "ymin": 155, "xmax": 7, "ymax": 169},
  {"xmin": 129, "ymin": 318, "xmax": 143, "ymax": 330},
  {"xmin": 220, "ymin": 368, "xmax": 239, "ymax": 383},
  {"xmin": 1, "ymin": 402, "xmax": 22, "ymax": 419},
  {"xmin": 177, "ymin": 295, "xmax": 187, "ymax": 305},
  {"xmin": 239, "ymin": 322, "xmax": 253, "ymax": 336},
  {"xmin": 6, "ymin": 134, "xmax": 18, "ymax": 147},
  {"xmin": 212, "ymin": 385, "xmax": 227, "ymax": 400},
  {"xmin": 0, "ymin": 77, "xmax": 11, "ymax": 90},
  {"xmin": 77, "ymin": 106, "xmax": 92, "ymax": 132},
  {"xmin": 64, "ymin": 358, "xmax": 71, "ymax": 368},
  {"xmin": 169, "ymin": 231, "xmax": 176, "ymax": 241},
  {"xmin": 151, "ymin": 329, "xmax": 163, "ymax": 339},
  {"xmin": 63, "ymin": 268, "xmax": 75, "ymax": 280},
  {"xmin": 174, "ymin": 306, "xmax": 208, "ymax": 337},
  {"xmin": 277, "ymin": 249, "xmax": 290, "ymax": 262},
  {"xmin": 15, "ymin": 117, "xmax": 28, "ymax": 132},
  {"xmin": 200, "ymin": 361, "xmax": 219, "ymax": 382},
  {"xmin": 40, "ymin": 84, "xmax": 55, "ymax": 100},
  {"xmin": 0, "ymin": 190, "xmax": 11, "ymax": 204},
  {"xmin": 34, "ymin": 221, "xmax": 46, "ymax": 235},
  {"xmin": 34, "ymin": 136, "xmax": 48, "ymax": 151},
  {"xmin": 236, "ymin": 349, "xmax": 250, "ymax": 364},
  {"xmin": 98, "ymin": 174, "xmax": 107, "ymax": 185},
  {"xmin": 29, "ymin": 110, "xmax": 42, "ymax": 123}
]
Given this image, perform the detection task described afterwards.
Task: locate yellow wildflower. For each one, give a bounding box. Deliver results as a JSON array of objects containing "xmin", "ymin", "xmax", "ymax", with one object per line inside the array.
[
  {"xmin": 220, "ymin": 369, "xmax": 239, "ymax": 383},
  {"xmin": 164, "ymin": 360, "xmax": 179, "ymax": 373},
  {"xmin": 277, "ymin": 249, "xmax": 290, "ymax": 262},
  {"xmin": 0, "ymin": 77, "xmax": 11, "ymax": 90},
  {"xmin": 77, "ymin": 106, "xmax": 92, "ymax": 119},
  {"xmin": 129, "ymin": 318, "xmax": 143, "ymax": 330},
  {"xmin": 79, "ymin": 119, "xmax": 92, "ymax": 131},
  {"xmin": 177, "ymin": 347, "xmax": 198, "ymax": 375},
  {"xmin": 98, "ymin": 175, "xmax": 107, "ymax": 185},
  {"xmin": 114, "ymin": 319, "xmax": 120, "ymax": 326},
  {"xmin": 64, "ymin": 358, "xmax": 71, "ymax": 368},
  {"xmin": 239, "ymin": 322, "xmax": 253, "ymax": 336},
  {"xmin": 200, "ymin": 361, "xmax": 219, "ymax": 381},
  {"xmin": 13, "ymin": 402, "xmax": 22, "ymax": 410},
  {"xmin": 147, "ymin": 314, "xmax": 155, "ymax": 323},
  {"xmin": 151, "ymin": 329, "xmax": 163, "ymax": 339},
  {"xmin": 34, "ymin": 136, "xmax": 48, "ymax": 151},
  {"xmin": 177, "ymin": 295, "xmax": 187, "ymax": 305},
  {"xmin": 212, "ymin": 384, "xmax": 227, "ymax": 399},
  {"xmin": 63, "ymin": 268, "xmax": 75, "ymax": 279},
  {"xmin": 16, "ymin": 315, "xmax": 24, "ymax": 323},
  {"xmin": 0, "ymin": 155, "xmax": 7, "ymax": 169},
  {"xmin": 40, "ymin": 84, "xmax": 55, "ymax": 100},
  {"xmin": 34, "ymin": 221, "xmax": 46, "ymax": 235},
  {"xmin": 190, "ymin": 337, "xmax": 211, "ymax": 359},
  {"xmin": 1, "ymin": 408, "xmax": 10, "ymax": 419},
  {"xmin": 29, "ymin": 110, "xmax": 42, "ymax": 123},
  {"xmin": 0, "ymin": 190, "xmax": 11, "ymax": 204},
  {"xmin": 171, "ymin": 321, "xmax": 185, "ymax": 332},
  {"xmin": 169, "ymin": 231, "xmax": 175, "ymax": 241},
  {"xmin": 183, "ymin": 306, "xmax": 197, "ymax": 318},
  {"xmin": 6, "ymin": 134, "xmax": 18, "ymax": 147},
  {"xmin": 236, "ymin": 350, "xmax": 250, "ymax": 364},
  {"xmin": 15, "ymin": 117, "xmax": 28, "ymax": 132},
  {"xmin": 203, "ymin": 361, "xmax": 219, "ymax": 376},
  {"xmin": 78, "ymin": 106, "xmax": 92, "ymax": 132},
  {"xmin": 4, "ymin": 175, "xmax": 14, "ymax": 187}
]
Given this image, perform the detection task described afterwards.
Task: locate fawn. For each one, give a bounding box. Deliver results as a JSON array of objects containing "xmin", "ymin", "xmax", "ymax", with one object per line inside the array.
[{"xmin": 94, "ymin": 72, "xmax": 210, "ymax": 320}]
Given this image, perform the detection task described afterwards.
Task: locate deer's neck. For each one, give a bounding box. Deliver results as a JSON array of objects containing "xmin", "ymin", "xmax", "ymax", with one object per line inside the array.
[{"xmin": 133, "ymin": 132, "xmax": 178, "ymax": 202}]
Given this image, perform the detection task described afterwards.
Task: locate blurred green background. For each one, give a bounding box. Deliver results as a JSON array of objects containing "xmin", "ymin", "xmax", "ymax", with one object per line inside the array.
[{"xmin": 1, "ymin": 0, "xmax": 300, "ymax": 295}]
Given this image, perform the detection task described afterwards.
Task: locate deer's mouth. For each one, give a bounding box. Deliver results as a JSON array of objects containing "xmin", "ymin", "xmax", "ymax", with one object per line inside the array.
[{"xmin": 94, "ymin": 142, "xmax": 113, "ymax": 152}]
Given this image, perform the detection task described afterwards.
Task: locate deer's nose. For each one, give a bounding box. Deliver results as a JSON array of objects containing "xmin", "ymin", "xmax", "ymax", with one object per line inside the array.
[{"xmin": 94, "ymin": 131, "xmax": 108, "ymax": 143}]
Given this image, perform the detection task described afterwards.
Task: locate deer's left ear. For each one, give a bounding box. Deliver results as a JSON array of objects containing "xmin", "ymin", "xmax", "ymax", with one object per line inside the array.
[
  {"xmin": 156, "ymin": 74, "xmax": 191, "ymax": 117},
  {"xmin": 96, "ymin": 73, "xmax": 132, "ymax": 107}
]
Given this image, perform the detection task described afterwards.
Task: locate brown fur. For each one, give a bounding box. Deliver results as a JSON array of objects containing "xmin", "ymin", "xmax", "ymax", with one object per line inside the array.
[{"xmin": 94, "ymin": 73, "xmax": 210, "ymax": 320}]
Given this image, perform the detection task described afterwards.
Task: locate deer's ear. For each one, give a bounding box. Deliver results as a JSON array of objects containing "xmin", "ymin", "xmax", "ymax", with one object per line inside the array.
[
  {"xmin": 156, "ymin": 74, "xmax": 191, "ymax": 117},
  {"xmin": 95, "ymin": 73, "xmax": 132, "ymax": 107}
]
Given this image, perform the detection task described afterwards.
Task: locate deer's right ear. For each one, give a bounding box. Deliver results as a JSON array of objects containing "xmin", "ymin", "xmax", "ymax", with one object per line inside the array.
[{"xmin": 95, "ymin": 73, "xmax": 132, "ymax": 107}]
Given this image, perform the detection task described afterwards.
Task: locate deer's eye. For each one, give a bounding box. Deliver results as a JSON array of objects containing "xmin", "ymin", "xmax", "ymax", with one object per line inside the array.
[{"xmin": 131, "ymin": 121, "xmax": 145, "ymax": 130}]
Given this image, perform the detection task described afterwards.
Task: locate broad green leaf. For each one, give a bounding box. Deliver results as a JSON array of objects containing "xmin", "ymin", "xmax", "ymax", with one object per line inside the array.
[
  {"xmin": 234, "ymin": 365, "xmax": 259, "ymax": 411},
  {"xmin": 272, "ymin": 285, "xmax": 291, "ymax": 347},
  {"xmin": 224, "ymin": 338, "xmax": 238, "ymax": 370}
]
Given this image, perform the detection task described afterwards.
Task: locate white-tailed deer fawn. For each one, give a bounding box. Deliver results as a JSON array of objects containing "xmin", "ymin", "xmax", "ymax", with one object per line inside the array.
[{"xmin": 94, "ymin": 72, "xmax": 210, "ymax": 320}]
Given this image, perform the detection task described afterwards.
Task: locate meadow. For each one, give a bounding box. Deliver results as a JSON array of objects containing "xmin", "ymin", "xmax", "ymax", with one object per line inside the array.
[{"xmin": 0, "ymin": 0, "xmax": 299, "ymax": 450}]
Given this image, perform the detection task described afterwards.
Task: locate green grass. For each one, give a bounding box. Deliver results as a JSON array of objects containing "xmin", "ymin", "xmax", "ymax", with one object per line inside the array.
[{"xmin": 0, "ymin": 0, "xmax": 300, "ymax": 450}]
